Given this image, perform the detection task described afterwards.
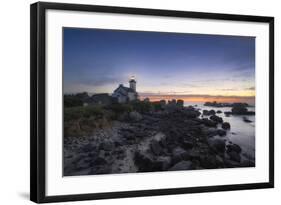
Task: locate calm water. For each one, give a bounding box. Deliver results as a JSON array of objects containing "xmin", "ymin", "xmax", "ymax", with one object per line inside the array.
[{"xmin": 184, "ymin": 102, "xmax": 255, "ymax": 161}]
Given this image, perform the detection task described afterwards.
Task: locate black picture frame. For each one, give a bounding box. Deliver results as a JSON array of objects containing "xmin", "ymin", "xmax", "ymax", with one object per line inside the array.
[{"xmin": 30, "ymin": 2, "xmax": 274, "ymax": 203}]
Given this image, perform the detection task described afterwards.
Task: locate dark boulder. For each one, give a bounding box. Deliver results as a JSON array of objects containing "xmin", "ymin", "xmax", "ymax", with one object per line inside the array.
[
  {"xmin": 243, "ymin": 117, "xmax": 252, "ymax": 123},
  {"xmin": 208, "ymin": 138, "xmax": 226, "ymax": 153},
  {"xmin": 210, "ymin": 115, "xmax": 223, "ymax": 123},
  {"xmin": 93, "ymin": 157, "xmax": 107, "ymax": 165},
  {"xmin": 99, "ymin": 141, "xmax": 114, "ymax": 151},
  {"xmin": 182, "ymin": 139, "xmax": 194, "ymax": 150},
  {"xmin": 134, "ymin": 152, "xmax": 163, "ymax": 172},
  {"xmin": 202, "ymin": 118, "xmax": 217, "ymax": 127},
  {"xmin": 203, "ymin": 110, "xmax": 216, "ymax": 116},
  {"xmin": 217, "ymin": 110, "xmax": 222, "ymax": 114},
  {"xmin": 231, "ymin": 104, "xmax": 255, "ymax": 115},
  {"xmin": 227, "ymin": 144, "xmax": 242, "ymax": 154},
  {"xmin": 231, "ymin": 104, "xmax": 248, "ymax": 114},
  {"xmin": 203, "ymin": 110, "xmax": 209, "ymax": 115},
  {"xmin": 200, "ymin": 155, "xmax": 218, "ymax": 169},
  {"xmin": 222, "ymin": 122, "xmax": 231, "ymax": 130},
  {"xmin": 171, "ymin": 147, "xmax": 190, "ymax": 164},
  {"xmin": 150, "ymin": 140, "xmax": 163, "ymax": 156},
  {"xmin": 204, "ymin": 127, "xmax": 219, "ymax": 137},
  {"xmin": 209, "ymin": 110, "xmax": 216, "ymax": 115},
  {"xmin": 82, "ymin": 144, "xmax": 95, "ymax": 152},
  {"xmin": 217, "ymin": 129, "xmax": 227, "ymax": 136},
  {"xmin": 183, "ymin": 110, "xmax": 201, "ymax": 118},
  {"xmin": 227, "ymin": 151, "xmax": 241, "ymax": 162}
]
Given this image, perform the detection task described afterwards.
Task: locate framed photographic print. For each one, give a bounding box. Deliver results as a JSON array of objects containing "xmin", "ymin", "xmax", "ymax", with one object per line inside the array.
[{"xmin": 30, "ymin": 2, "xmax": 274, "ymax": 203}]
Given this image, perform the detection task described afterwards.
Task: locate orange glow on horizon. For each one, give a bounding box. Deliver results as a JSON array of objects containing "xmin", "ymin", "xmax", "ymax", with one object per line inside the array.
[{"xmin": 140, "ymin": 95, "xmax": 255, "ymax": 104}]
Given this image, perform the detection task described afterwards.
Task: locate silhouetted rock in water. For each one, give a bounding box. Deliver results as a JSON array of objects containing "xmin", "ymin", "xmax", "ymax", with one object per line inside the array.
[
  {"xmin": 183, "ymin": 109, "xmax": 201, "ymax": 118},
  {"xmin": 222, "ymin": 122, "xmax": 231, "ymax": 130},
  {"xmin": 224, "ymin": 111, "xmax": 255, "ymax": 116},
  {"xmin": 232, "ymin": 104, "xmax": 248, "ymax": 114},
  {"xmin": 224, "ymin": 104, "xmax": 255, "ymax": 115},
  {"xmin": 204, "ymin": 101, "xmax": 249, "ymax": 108},
  {"xmin": 216, "ymin": 110, "xmax": 222, "ymax": 114},
  {"xmin": 202, "ymin": 118, "xmax": 217, "ymax": 127},
  {"xmin": 203, "ymin": 109, "xmax": 216, "ymax": 116},
  {"xmin": 208, "ymin": 138, "xmax": 226, "ymax": 153},
  {"xmin": 169, "ymin": 161, "xmax": 193, "ymax": 171},
  {"xmin": 224, "ymin": 112, "xmax": 230, "ymax": 117},
  {"xmin": 210, "ymin": 115, "xmax": 223, "ymax": 123},
  {"xmin": 243, "ymin": 117, "xmax": 252, "ymax": 123}
]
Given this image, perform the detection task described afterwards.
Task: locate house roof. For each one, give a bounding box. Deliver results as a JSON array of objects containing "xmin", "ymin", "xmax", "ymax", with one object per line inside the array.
[{"xmin": 113, "ymin": 84, "xmax": 135, "ymax": 94}]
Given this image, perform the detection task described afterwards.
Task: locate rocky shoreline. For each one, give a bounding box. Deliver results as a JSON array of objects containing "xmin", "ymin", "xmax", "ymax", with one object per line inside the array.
[{"xmin": 64, "ymin": 105, "xmax": 255, "ymax": 176}]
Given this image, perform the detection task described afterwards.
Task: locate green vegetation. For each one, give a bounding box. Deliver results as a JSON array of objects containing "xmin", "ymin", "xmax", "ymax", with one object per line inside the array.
[
  {"xmin": 64, "ymin": 105, "xmax": 104, "ymax": 122},
  {"xmin": 64, "ymin": 95, "xmax": 83, "ymax": 107},
  {"xmin": 131, "ymin": 100, "xmax": 152, "ymax": 113},
  {"xmin": 63, "ymin": 96, "xmax": 184, "ymax": 137},
  {"xmin": 105, "ymin": 103, "xmax": 133, "ymax": 115}
]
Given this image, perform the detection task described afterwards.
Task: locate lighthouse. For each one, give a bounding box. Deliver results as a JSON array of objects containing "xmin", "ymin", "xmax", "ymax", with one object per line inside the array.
[{"xmin": 129, "ymin": 76, "xmax": 136, "ymax": 92}]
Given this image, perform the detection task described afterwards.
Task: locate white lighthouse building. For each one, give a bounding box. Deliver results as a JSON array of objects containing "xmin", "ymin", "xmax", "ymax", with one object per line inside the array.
[{"xmin": 112, "ymin": 76, "xmax": 138, "ymax": 103}]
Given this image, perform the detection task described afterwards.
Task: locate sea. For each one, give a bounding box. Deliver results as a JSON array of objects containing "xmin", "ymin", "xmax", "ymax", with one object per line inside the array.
[{"xmin": 184, "ymin": 102, "xmax": 255, "ymax": 161}]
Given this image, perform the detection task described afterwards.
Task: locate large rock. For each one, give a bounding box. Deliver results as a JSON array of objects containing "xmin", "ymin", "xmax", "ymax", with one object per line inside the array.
[
  {"xmin": 93, "ymin": 157, "xmax": 107, "ymax": 165},
  {"xmin": 199, "ymin": 155, "xmax": 218, "ymax": 169},
  {"xmin": 99, "ymin": 141, "xmax": 114, "ymax": 151},
  {"xmin": 227, "ymin": 151, "xmax": 241, "ymax": 162},
  {"xmin": 217, "ymin": 129, "xmax": 227, "ymax": 137},
  {"xmin": 183, "ymin": 110, "xmax": 200, "ymax": 118},
  {"xmin": 171, "ymin": 147, "xmax": 190, "ymax": 164},
  {"xmin": 243, "ymin": 117, "xmax": 252, "ymax": 123},
  {"xmin": 231, "ymin": 104, "xmax": 248, "ymax": 114},
  {"xmin": 208, "ymin": 138, "xmax": 226, "ymax": 153},
  {"xmin": 203, "ymin": 110, "xmax": 216, "ymax": 116},
  {"xmin": 134, "ymin": 151, "xmax": 163, "ymax": 172},
  {"xmin": 204, "ymin": 128, "xmax": 219, "ymax": 137},
  {"xmin": 169, "ymin": 161, "xmax": 193, "ymax": 171},
  {"xmin": 82, "ymin": 144, "xmax": 95, "ymax": 152},
  {"xmin": 210, "ymin": 115, "xmax": 223, "ymax": 123},
  {"xmin": 182, "ymin": 139, "xmax": 194, "ymax": 150},
  {"xmin": 222, "ymin": 122, "xmax": 231, "ymax": 130},
  {"xmin": 150, "ymin": 140, "xmax": 163, "ymax": 156},
  {"xmin": 202, "ymin": 118, "xmax": 217, "ymax": 127},
  {"xmin": 227, "ymin": 144, "xmax": 242, "ymax": 153}
]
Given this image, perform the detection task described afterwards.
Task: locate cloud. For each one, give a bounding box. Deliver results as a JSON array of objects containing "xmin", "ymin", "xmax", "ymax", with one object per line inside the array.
[
  {"xmin": 246, "ymin": 86, "xmax": 255, "ymax": 91},
  {"xmin": 79, "ymin": 75, "xmax": 125, "ymax": 87},
  {"xmin": 220, "ymin": 88, "xmax": 238, "ymax": 91}
]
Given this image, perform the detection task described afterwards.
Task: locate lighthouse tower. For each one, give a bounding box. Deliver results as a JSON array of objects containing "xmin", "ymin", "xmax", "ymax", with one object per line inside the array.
[{"xmin": 129, "ymin": 76, "xmax": 136, "ymax": 92}]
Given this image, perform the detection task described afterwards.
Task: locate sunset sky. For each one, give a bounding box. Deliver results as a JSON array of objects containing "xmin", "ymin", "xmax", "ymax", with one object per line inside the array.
[{"xmin": 63, "ymin": 28, "xmax": 255, "ymax": 104}]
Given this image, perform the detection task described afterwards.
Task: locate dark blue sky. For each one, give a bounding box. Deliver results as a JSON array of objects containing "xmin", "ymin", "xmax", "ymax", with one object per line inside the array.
[{"xmin": 63, "ymin": 27, "xmax": 255, "ymax": 102}]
